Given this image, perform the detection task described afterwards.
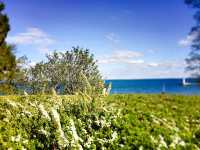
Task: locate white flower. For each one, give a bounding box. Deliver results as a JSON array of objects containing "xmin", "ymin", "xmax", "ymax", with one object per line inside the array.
[
  {"xmin": 158, "ymin": 135, "xmax": 168, "ymax": 149},
  {"xmin": 150, "ymin": 135, "xmax": 157, "ymax": 144},
  {"xmin": 70, "ymin": 119, "xmax": 83, "ymax": 143},
  {"xmin": 6, "ymin": 109, "xmax": 11, "ymax": 115},
  {"xmin": 22, "ymin": 139, "xmax": 29, "ymax": 144},
  {"xmin": 84, "ymin": 136, "xmax": 93, "ymax": 148},
  {"xmin": 170, "ymin": 134, "xmax": 186, "ymax": 148},
  {"xmin": 179, "ymin": 141, "xmax": 186, "ymax": 147},
  {"xmin": 195, "ymin": 145, "xmax": 200, "ymax": 150},
  {"xmin": 111, "ymin": 131, "xmax": 117, "ymax": 142},
  {"xmin": 139, "ymin": 146, "xmax": 143, "ymax": 150},
  {"xmin": 38, "ymin": 104, "xmax": 50, "ymax": 120},
  {"xmin": 51, "ymin": 108, "xmax": 68, "ymax": 148},
  {"xmin": 7, "ymin": 100, "xmax": 17, "ymax": 108},
  {"xmin": 29, "ymin": 102, "xmax": 36, "ymax": 107},
  {"xmin": 23, "ymin": 110, "xmax": 32, "ymax": 116},
  {"xmin": 11, "ymin": 136, "xmax": 15, "ymax": 141},
  {"xmin": 99, "ymin": 117, "xmax": 111, "ymax": 128},
  {"xmin": 15, "ymin": 135, "xmax": 21, "ymax": 142},
  {"xmin": 88, "ymin": 119, "xmax": 92, "ymax": 124},
  {"xmin": 94, "ymin": 120, "xmax": 100, "ymax": 127},
  {"xmin": 3, "ymin": 118, "xmax": 9, "ymax": 122},
  {"xmin": 17, "ymin": 103, "xmax": 23, "ymax": 108},
  {"xmin": 11, "ymin": 135, "xmax": 21, "ymax": 142},
  {"xmin": 38, "ymin": 129, "xmax": 49, "ymax": 136},
  {"xmin": 78, "ymin": 144, "xmax": 83, "ymax": 150},
  {"xmin": 69, "ymin": 119, "xmax": 84, "ymax": 149},
  {"xmin": 81, "ymin": 128, "xmax": 87, "ymax": 134},
  {"xmin": 119, "ymin": 144, "xmax": 124, "ymax": 147},
  {"xmin": 117, "ymin": 109, "xmax": 121, "ymax": 117},
  {"xmin": 23, "ymin": 91, "xmax": 28, "ymax": 96}
]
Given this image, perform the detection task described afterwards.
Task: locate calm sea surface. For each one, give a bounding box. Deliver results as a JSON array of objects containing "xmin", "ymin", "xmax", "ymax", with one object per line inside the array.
[{"xmin": 105, "ymin": 78, "xmax": 200, "ymax": 95}]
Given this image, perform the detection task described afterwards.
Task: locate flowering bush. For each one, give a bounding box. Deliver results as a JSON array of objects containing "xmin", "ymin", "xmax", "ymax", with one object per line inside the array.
[
  {"xmin": 0, "ymin": 95, "xmax": 120, "ymax": 149},
  {"xmin": 0, "ymin": 94, "xmax": 200, "ymax": 149}
]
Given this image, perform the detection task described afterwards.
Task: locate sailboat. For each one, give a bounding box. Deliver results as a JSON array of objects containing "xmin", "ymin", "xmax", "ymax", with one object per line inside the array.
[
  {"xmin": 182, "ymin": 78, "xmax": 191, "ymax": 86},
  {"xmin": 161, "ymin": 84, "xmax": 166, "ymax": 94}
]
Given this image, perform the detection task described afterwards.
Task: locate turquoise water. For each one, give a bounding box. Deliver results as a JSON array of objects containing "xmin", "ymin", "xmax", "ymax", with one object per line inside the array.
[{"xmin": 105, "ymin": 78, "xmax": 200, "ymax": 95}]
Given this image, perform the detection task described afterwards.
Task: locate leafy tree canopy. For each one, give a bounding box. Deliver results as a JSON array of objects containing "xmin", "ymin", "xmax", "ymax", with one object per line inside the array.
[
  {"xmin": 28, "ymin": 47, "xmax": 104, "ymax": 95},
  {"xmin": 0, "ymin": 2, "xmax": 17, "ymax": 94},
  {"xmin": 0, "ymin": 2, "xmax": 10, "ymax": 46}
]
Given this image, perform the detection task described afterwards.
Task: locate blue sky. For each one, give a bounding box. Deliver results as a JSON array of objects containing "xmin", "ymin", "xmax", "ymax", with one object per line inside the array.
[{"xmin": 3, "ymin": 0, "xmax": 196, "ymax": 79}]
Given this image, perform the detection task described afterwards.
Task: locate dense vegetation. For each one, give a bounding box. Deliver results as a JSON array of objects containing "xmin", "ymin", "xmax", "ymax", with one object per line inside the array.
[
  {"xmin": 0, "ymin": 94, "xmax": 200, "ymax": 149},
  {"xmin": 0, "ymin": 1, "xmax": 200, "ymax": 149},
  {"xmin": 27, "ymin": 47, "xmax": 103, "ymax": 95},
  {"xmin": 0, "ymin": 2, "xmax": 18, "ymax": 94}
]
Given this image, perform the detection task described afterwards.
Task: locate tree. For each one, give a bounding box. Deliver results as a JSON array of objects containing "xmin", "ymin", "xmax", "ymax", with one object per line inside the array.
[
  {"xmin": 0, "ymin": 2, "xmax": 10, "ymax": 46},
  {"xmin": 0, "ymin": 44, "xmax": 17, "ymax": 94},
  {"xmin": 0, "ymin": 2, "xmax": 17, "ymax": 94},
  {"xmin": 185, "ymin": 0, "xmax": 200, "ymax": 77},
  {"xmin": 28, "ymin": 47, "xmax": 104, "ymax": 95},
  {"xmin": 0, "ymin": 44, "xmax": 16, "ymax": 81}
]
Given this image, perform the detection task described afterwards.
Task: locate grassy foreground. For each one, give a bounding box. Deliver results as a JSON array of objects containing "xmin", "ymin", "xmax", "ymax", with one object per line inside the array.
[{"xmin": 0, "ymin": 94, "xmax": 200, "ymax": 149}]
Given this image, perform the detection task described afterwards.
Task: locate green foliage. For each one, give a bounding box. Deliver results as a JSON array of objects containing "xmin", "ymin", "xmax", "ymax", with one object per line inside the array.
[
  {"xmin": 0, "ymin": 94, "xmax": 200, "ymax": 149},
  {"xmin": 0, "ymin": 44, "xmax": 16, "ymax": 81},
  {"xmin": 0, "ymin": 43, "xmax": 17, "ymax": 95},
  {"xmin": 0, "ymin": 2, "xmax": 10, "ymax": 46},
  {"xmin": 28, "ymin": 46, "xmax": 104, "ymax": 95},
  {"xmin": 105, "ymin": 94, "xmax": 200, "ymax": 149},
  {"xmin": 0, "ymin": 2, "xmax": 18, "ymax": 95}
]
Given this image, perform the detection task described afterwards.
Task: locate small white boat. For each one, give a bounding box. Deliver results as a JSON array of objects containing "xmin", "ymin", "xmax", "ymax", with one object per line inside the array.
[{"xmin": 182, "ymin": 78, "xmax": 191, "ymax": 86}]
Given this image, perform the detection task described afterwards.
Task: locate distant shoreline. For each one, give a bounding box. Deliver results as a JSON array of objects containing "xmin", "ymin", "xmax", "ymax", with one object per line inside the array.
[{"xmin": 104, "ymin": 77, "xmax": 199, "ymax": 80}]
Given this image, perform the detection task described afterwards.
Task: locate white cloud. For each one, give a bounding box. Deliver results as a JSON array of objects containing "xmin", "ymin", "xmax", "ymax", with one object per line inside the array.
[
  {"xmin": 112, "ymin": 50, "xmax": 143, "ymax": 58},
  {"xmin": 7, "ymin": 27, "xmax": 56, "ymax": 53},
  {"xmin": 125, "ymin": 59, "xmax": 144, "ymax": 64},
  {"xmin": 147, "ymin": 61, "xmax": 185, "ymax": 69},
  {"xmin": 105, "ymin": 33, "xmax": 120, "ymax": 43},
  {"xmin": 98, "ymin": 50, "xmax": 186, "ymax": 79},
  {"xmin": 99, "ymin": 62, "xmax": 186, "ymax": 79},
  {"xmin": 98, "ymin": 50, "xmax": 144, "ymax": 64},
  {"xmin": 178, "ymin": 31, "xmax": 199, "ymax": 47},
  {"xmin": 148, "ymin": 62, "xmax": 159, "ymax": 67}
]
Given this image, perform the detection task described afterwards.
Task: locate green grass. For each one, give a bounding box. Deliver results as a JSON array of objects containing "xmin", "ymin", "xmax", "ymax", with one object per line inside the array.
[{"xmin": 0, "ymin": 94, "xmax": 200, "ymax": 149}]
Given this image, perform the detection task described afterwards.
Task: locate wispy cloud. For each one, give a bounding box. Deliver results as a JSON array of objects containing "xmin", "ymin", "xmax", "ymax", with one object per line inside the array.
[
  {"xmin": 105, "ymin": 32, "xmax": 120, "ymax": 44},
  {"xmin": 98, "ymin": 50, "xmax": 144, "ymax": 64},
  {"xmin": 112, "ymin": 50, "xmax": 143, "ymax": 58},
  {"xmin": 7, "ymin": 27, "xmax": 56, "ymax": 53},
  {"xmin": 147, "ymin": 62, "xmax": 159, "ymax": 67},
  {"xmin": 147, "ymin": 61, "xmax": 185, "ymax": 68},
  {"xmin": 99, "ymin": 59, "xmax": 186, "ymax": 79},
  {"xmin": 98, "ymin": 48, "xmax": 186, "ymax": 79},
  {"xmin": 178, "ymin": 31, "xmax": 199, "ymax": 47},
  {"xmin": 98, "ymin": 48, "xmax": 184, "ymax": 69}
]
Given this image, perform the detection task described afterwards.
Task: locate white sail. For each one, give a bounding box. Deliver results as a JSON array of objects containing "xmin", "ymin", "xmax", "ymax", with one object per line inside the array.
[{"xmin": 182, "ymin": 78, "xmax": 191, "ymax": 86}]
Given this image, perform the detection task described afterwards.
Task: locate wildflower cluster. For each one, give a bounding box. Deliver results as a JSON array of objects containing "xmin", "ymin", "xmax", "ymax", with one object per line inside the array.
[
  {"xmin": 0, "ymin": 94, "xmax": 200, "ymax": 149},
  {"xmin": 0, "ymin": 95, "xmax": 121, "ymax": 149}
]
